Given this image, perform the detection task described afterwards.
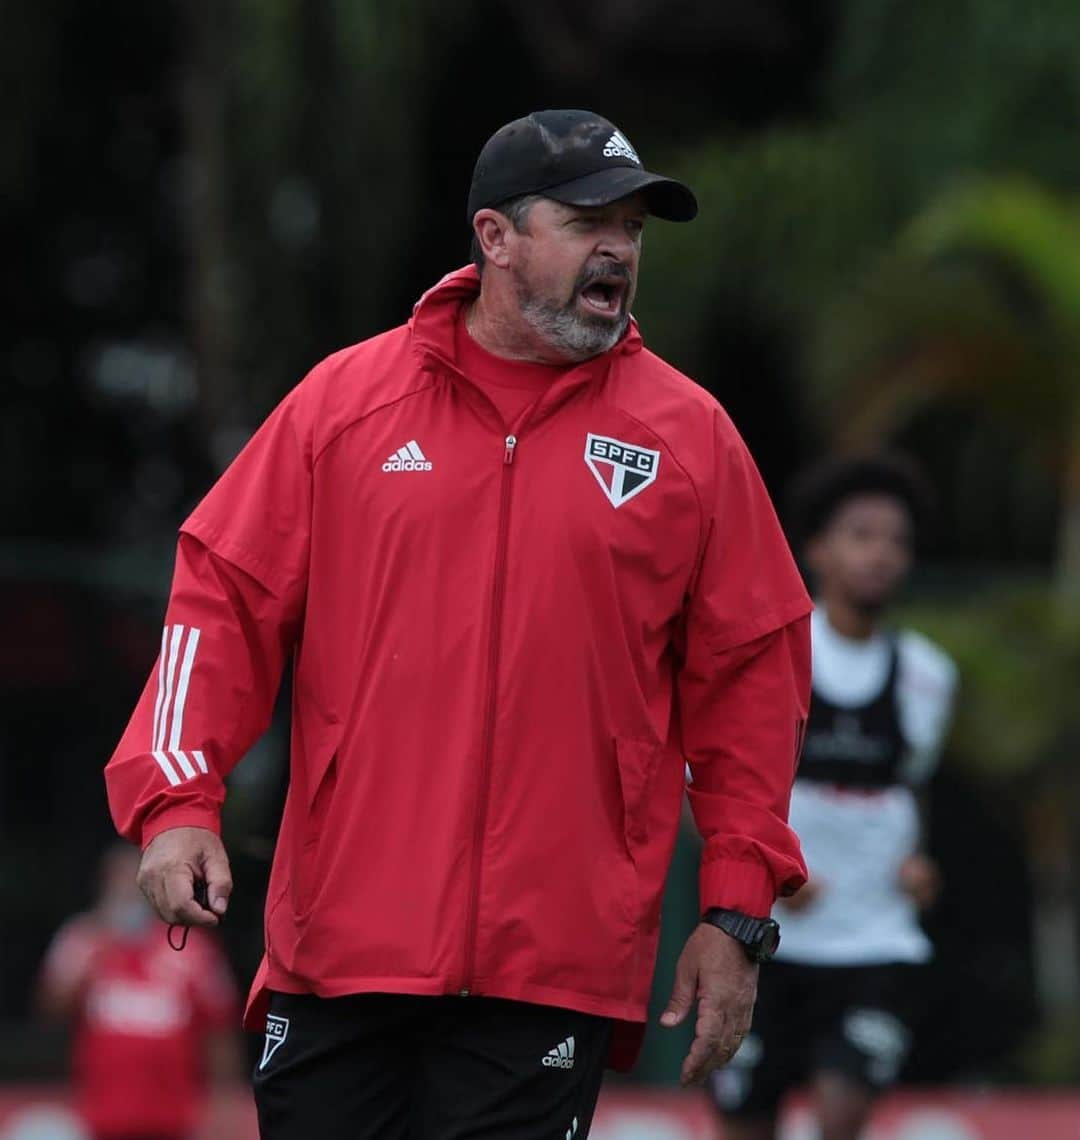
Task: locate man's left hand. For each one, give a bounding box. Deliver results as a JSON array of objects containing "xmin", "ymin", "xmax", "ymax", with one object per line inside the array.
[{"xmin": 660, "ymin": 922, "xmax": 758, "ymax": 1086}]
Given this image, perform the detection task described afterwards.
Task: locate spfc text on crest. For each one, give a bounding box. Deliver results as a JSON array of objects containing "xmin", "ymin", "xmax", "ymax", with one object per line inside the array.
[
  {"xmin": 584, "ymin": 433, "xmax": 660, "ymax": 509},
  {"xmin": 259, "ymin": 1014, "xmax": 290, "ymax": 1070}
]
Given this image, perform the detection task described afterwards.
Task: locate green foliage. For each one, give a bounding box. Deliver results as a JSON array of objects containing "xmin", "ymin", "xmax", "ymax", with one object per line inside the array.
[
  {"xmin": 907, "ymin": 181, "xmax": 1080, "ymax": 327},
  {"xmin": 901, "ymin": 586, "xmax": 1080, "ymax": 779},
  {"xmin": 811, "ymin": 185, "xmax": 1080, "ymax": 448},
  {"xmin": 1019, "ymin": 1011, "xmax": 1080, "ymax": 1085},
  {"xmin": 637, "ymin": 0, "xmax": 1080, "ymax": 440},
  {"xmin": 809, "ymin": 173, "xmax": 1080, "ymax": 598},
  {"xmin": 635, "ymin": 127, "xmax": 880, "ymax": 380}
]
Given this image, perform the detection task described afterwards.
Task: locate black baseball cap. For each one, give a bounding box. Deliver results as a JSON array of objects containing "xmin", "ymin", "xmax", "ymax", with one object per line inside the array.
[{"xmin": 467, "ymin": 109, "xmax": 698, "ymax": 224}]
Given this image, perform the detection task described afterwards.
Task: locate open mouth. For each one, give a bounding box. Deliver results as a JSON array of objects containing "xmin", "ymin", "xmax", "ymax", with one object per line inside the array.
[{"xmin": 577, "ymin": 276, "xmax": 627, "ymax": 317}]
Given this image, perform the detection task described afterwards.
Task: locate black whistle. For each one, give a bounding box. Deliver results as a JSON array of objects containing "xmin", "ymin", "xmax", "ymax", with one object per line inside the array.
[
  {"xmin": 193, "ymin": 879, "xmax": 212, "ymax": 912},
  {"xmin": 168, "ymin": 879, "xmax": 216, "ymax": 952}
]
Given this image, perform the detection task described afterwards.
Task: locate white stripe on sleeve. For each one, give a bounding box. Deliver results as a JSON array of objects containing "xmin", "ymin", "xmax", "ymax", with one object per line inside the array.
[
  {"xmin": 155, "ymin": 625, "xmax": 186, "ymax": 751},
  {"xmin": 152, "ymin": 750, "xmax": 182, "ymax": 787},
  {"xmin": 151, "ymin": 626, "xmax": 169, "ymax": 750},
  {"xmin": 192, "ymin": 750, "xmax": 209, "ymax": 775},
  {"xmin": 171, "ymin": 750, "xmax": 197, "ymax": 779},
  {"xmin": 167, "ymin": 627, "xmax": 200, "ymax": 750}
]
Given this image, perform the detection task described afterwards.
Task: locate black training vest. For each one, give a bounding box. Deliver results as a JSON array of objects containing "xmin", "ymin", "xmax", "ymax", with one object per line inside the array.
[{"xmin": 798, "ymin": 636, "xmax": 907, "ymax": 789}]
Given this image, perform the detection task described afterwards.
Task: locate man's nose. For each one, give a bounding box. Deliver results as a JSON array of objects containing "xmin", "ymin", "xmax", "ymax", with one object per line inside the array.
[{"xmin": 594, "ymin": 226, "xmax": 637, "ymax": 263}]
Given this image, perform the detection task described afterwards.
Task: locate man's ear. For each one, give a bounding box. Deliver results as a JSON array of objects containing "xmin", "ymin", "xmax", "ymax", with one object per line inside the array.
[{"xmin": 472, "ymin": 209, "xmax": 514, "ymax": 269}]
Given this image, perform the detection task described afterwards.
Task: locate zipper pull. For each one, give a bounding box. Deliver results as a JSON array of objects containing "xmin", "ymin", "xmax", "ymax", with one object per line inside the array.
[{"xmin": 504, "ymin": 434, "xmax": 517, "ymax": 465}]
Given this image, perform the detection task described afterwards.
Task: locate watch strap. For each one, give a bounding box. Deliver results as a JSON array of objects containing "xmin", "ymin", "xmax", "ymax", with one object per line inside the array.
[
  {"xmin": 702, "ymin": 907, "xmax": 766, "ymax": 942},
  {"xmin": 701, "ymin": 907, "xmax": 780, "ymax": 963}
]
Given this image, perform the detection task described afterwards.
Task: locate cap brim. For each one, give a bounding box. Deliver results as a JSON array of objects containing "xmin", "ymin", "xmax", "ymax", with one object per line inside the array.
[{"xmin": 543, "ymin": 167, "xmax": 698, "ymax": 222}]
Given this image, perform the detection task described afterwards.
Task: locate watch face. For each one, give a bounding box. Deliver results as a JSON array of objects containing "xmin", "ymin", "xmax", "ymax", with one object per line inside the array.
[{"xmin": 761, "ymin": 920, "xmax": 781, "ymax": 957}]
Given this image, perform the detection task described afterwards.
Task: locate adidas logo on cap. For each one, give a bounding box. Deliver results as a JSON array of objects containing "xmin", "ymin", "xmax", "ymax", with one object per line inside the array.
[{"xmin": 602, "ymin": 129, "xmax": 640, "ymax": 164}]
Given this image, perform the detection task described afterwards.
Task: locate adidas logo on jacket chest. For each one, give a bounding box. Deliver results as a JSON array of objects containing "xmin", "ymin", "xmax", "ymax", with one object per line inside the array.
[{"xmin": 382, "ymin": 439, "xmax": 433, "ymax": 472}]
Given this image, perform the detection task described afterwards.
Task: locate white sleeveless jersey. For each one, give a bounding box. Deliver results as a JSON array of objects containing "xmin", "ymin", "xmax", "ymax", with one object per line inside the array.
[{"xmin": 775, "ymin": 608, "xmax": 957, "ymax": 965}]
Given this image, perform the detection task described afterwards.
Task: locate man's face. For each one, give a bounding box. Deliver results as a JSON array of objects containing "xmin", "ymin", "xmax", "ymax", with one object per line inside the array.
[
  {"xmin": 807, "ymin": 494, "xmax": 914, "ymax": 615},
  {"xmin": 507, "ymin": 194, "xmax": 646, "ymax": 361}
]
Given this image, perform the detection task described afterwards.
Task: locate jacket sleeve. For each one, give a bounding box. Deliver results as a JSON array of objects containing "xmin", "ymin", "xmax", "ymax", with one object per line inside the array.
[
  {"xmin": 105, "ymin": 389, "xmax": 312, "ymax": 848},
  {"xmin": 679, "ymin": 412, "xmax": 812, "ymax": 917}
]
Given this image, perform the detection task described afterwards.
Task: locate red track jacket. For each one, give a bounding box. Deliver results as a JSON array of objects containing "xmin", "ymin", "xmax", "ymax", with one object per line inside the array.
[{"xmin": 107, "ymin": 266, "xmax": 811, "ymax": 1068}]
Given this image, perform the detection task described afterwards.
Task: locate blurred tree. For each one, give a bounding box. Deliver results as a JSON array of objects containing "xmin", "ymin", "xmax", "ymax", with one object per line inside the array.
[
  {"xmin": 635, "ymin": 0, "xmax": 1080, "ymax": 504},
  {"xmin": 180, "ymin": 0, "xmax": 463, "ymax": 463},
  {"xmin": 816, "ymin": 181, "xmax": 1080, "ymax": 596}
]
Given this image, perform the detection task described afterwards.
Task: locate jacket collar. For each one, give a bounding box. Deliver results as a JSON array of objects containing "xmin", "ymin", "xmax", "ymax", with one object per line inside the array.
[{"xmin": 409, "ymin": 264, "xmax": 644, "ymax": 393}]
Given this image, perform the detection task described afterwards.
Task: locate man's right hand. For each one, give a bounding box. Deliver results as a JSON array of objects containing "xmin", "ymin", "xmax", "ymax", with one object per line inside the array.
[{"xmin": 136, "ymin": 826, "xmax": 232, "ymax": 927}]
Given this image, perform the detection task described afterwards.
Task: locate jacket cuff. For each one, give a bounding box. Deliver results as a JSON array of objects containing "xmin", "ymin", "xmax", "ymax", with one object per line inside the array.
[
  {"xmin": 140, "ymin": 805, "xmax": 222, "ymax": 850},
  {"xmin": 699, "ymin": 855, "xmax": 777, "ymax": 919}
]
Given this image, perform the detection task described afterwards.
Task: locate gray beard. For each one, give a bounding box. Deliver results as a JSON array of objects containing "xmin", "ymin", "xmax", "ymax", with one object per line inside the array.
[{"xmin": 515, "ymin": 282, "xmax": 629, "ymax": 363}]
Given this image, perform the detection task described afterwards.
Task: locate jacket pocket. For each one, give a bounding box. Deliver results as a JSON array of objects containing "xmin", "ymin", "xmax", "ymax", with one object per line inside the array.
[
  {"xmin": 264, "ymin": 874, "xmax": 291, "ymax": 965},
  {"xmin": 614, "ymin": 736, "xmax": 662, "ymax": 859},
  {"xmin": 292, "ymin": 737, "xmax": 341, "ymax": 919}
]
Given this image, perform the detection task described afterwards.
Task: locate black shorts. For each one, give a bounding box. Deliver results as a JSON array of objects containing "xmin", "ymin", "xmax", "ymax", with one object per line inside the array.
[
  {"xmin": 253, "ymin": 991, "xmax": 612, "ymax": 1140},
  {"xmin": 708, "ymin": 961, "xmax": 923, "ymax": 1118}
]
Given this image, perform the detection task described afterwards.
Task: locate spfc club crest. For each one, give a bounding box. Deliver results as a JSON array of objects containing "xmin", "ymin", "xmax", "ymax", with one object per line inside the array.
[
  {"xmin": 259, "ymin": 1014, "xmax": 290, "ymax": 1070},
  {"xmin": 584, "ymin": 433, "xmax": 660, "ymax": 509}
]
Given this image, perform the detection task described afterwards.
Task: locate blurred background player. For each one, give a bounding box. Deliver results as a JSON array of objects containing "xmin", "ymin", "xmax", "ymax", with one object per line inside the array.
[
  {"xmin": 708, "ymin": 453, "xmax": 958, "ymax": 1140},
  {"xmin": 36, "ymin": 844, "xmax": 242, "ymax": 1140}
]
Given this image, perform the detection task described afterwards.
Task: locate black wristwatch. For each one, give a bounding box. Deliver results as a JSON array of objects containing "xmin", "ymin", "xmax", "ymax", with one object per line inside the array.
[{"xmin": 701, "ymin": 907, "xmax": 781, "ymax": 964}]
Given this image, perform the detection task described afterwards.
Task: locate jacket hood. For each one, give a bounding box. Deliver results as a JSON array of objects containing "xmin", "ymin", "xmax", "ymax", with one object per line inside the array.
[{"xmin": 409, "ymin": 264, "xmax": 644, "ymax": 374}]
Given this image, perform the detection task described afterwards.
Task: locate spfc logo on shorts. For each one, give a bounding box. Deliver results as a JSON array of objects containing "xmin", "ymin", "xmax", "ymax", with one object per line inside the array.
[
  {"xmin": 584, "ymin": 433, "xmax": 660, "ymax": 509},
  {"xmin": 259, "ymin": 1014, "xmax": 290, "ymax": 1070}
]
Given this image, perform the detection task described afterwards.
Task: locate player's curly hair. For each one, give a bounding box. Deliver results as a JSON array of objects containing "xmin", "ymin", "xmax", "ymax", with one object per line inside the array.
[{"xmin": 785, "ymin": 451, "xmax": 936, "ymax": 553}]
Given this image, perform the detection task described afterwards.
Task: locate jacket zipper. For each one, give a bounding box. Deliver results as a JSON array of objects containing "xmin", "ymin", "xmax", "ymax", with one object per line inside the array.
[{"xmin": 459, "ymin": 432, "xmax": 518, "ymax": 995}]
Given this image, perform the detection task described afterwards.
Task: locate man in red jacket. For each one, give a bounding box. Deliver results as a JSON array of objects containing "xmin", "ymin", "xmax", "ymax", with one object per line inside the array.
[{"xmin": 107, "ymin": 109, "xmax": 812, "ymax": 1139}]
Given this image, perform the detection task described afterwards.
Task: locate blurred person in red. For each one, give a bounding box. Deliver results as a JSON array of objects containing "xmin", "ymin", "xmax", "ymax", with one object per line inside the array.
[
  {"xmin": 709, "ymin": 454, "xmax": 957, "ymax": 1140},
  {"xmin": 37, "ymin": 844, "xmax": 243, "ymax": 1140}
]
